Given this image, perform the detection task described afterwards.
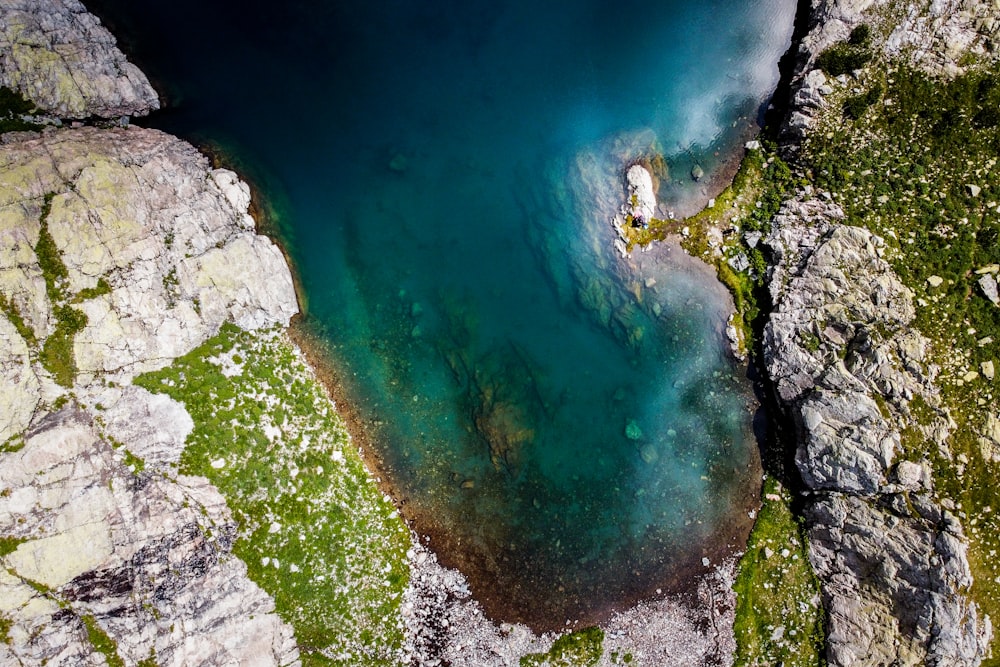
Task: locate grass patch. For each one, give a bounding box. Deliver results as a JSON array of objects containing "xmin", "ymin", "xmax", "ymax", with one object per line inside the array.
[
  {"xmin": 732, "ymin": 478, "xmax": 824, "ymax": 667},
  {"xmin": 802, "ymin": 58, "xmax": 1000, "ymax": 664},
  {"xmin": 135, "ymin": 324, "xmax": 411, "ymax": 666},
  {"xmin": 1, "ymin": 436, "xmax": 25, "ymax": 454},
  {"xmin": 75, "ymin": 278, "xmax": 112, "ymax": 302},
  {"xmin": 0, "ymin": 613, "xmax": 11, "ymax": 645},
  {"xmin": 815, "ymin": 25, "xmax": 873, "ymax": 77},
  {"xmin": 520, "ymin": 627, "xmax": 604, "ymax": 667},
  {"xmin": 40, "ymin": 304, "xmax": 87, "ymax": 387}
]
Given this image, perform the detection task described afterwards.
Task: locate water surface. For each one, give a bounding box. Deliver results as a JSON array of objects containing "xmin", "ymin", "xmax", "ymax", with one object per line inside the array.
[{"xmin": 93, "ymin": 0, "xmax": 795, "ymax": 627}]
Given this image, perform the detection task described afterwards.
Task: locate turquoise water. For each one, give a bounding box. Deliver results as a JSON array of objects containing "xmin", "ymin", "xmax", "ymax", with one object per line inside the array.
[{"xmin": 94, "ymin": 0, "xmax": 794, "ymax": 626}]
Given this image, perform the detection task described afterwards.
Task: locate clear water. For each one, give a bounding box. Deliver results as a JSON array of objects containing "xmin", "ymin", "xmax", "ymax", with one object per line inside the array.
[{"xmin": 93, "ymin": 0, "xmax": 795, "ymax": 627}]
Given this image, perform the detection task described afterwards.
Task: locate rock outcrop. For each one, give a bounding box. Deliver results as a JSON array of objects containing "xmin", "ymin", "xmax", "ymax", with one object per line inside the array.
[
  {"xmin": 0, "ymin": 407, "xmax": 299, "ymax": 666},
  {"xmin": 0, "ymin": 0, "xmax": 159, "ymax": 118},
  {"xmin": 0, "ymin": 9, "xmax": 304, "ymax": 656},
  {"xmin": 783, "ymin": 0, "xmax": 1000, "ymax": 140},
  {"xmin": 0, "ymin": 125, "xmax": 296, "ymax": 441},
  {"xmin": 764, "ymin": 199, "xmax": 992, "ymax": 664},
  {"xmin": 763, "ymin": 0, "xmax": 1000, "ymax": 661}
]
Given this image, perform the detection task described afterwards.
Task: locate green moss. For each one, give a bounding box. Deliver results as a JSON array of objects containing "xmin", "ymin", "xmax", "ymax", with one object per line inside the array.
[
  {"xmin": 35, "ymin": 197, "xmax": 67, "ymax": 304},
  {"xmin": 40, "ymin": 304, "xmax": 87, "ymax": 388},
  {"xmin": 75, "ymin": 278, "xmax": 112, "ymax": 302},
  {"xmin": 1, "ymin": 435, "xmax": 26, "ymax": 454},
  {"xmin": 520, "ymin": 627, "xmax": 604, "ymax": 667},
  {"xmin": 0, "ymin": 536, "xmax": 26, "ymax": 558},
  {"xmin": 0, "ymin": 293, "xmax": 37, "ymax": 346},
  {"xmin": 121, "ymin": 449, "xmax": 145, "ymax": 473},
  {"xmin": 135, "ymin": 324, "xmax": 411, "ymax": 666},
  {"xmin": 815, "ymin": 26, "xmax": 873, "ymax": 77},
  {"xmin": 732, "ymin": 478, "xmax": 825, "ymax": 667},
  {"xmin": 0, "ymin": 613, "xmax": 11, "ymax": 645},
  {"xmin": 82, "ymin": 614, "xmax": 124, "ymax": 667}
]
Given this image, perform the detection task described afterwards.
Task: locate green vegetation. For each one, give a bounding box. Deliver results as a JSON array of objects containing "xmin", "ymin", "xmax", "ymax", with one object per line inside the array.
[
  {"xmin": 33, "ymin": 194, "xmax": 88, "ymax": 386},
  {"xmin": 135, "ymin": 324, "xmax": 411, "ymax": 666},
  {"xmin": 0, "ymin": 86, "xmax": 42, "ymax": 134},
  {"xmin": 0, "ymin": 612, "xmax": 11, "ymax": 645},
  {"xmin": 520, "ymin": 627, "xmax": 605, "ymax": 667},
  {"xmin": 75, "ymin": 278, "xmax": 112, "ymax": 302},
  {"xmin": 622, "ymin": 145, "xmax": 795, "ymax": 351},
  {"xmin": 82, "ymin": 614, "xmax": 125, "ymax": 667},
  {"xmin": 732, "ymin": 478, "xmax": 824, "ymax": 667},
  {"xmin": 120, "ymin": 448, "xmax": 146, "ymax": 473},
  {"xmin": 815, "ymin": 25, "xmax": 874, "ymax": 77},
  {"xmin": 802, "ymin": 58, "xmax": 1000, "ymax": 664},
  {"xmin": 1, "ymin": 436, "xmax": 26, "ymax": 454},
  {"xmin": 0, "ymin": 536, "xmax": 26, "ymax": 559},
  {"xmin": 0, "ymin": 294, "xmax": 37, "ymax": 346},
  {"xmin": 40, "ymin": 303, "xmax": 88, "ymax": 387}
]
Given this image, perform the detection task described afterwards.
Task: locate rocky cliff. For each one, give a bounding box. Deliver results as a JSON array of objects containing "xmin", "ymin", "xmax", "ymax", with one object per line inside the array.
[
  {"xmin": 763, "ymin": 0, "xmax": 1000, "ymax": 664},
  {"xmin": 0, "ymin": 0, "xmax": 158, "ymax": 119},
  {"xmin": 0, "ymin": 3, "xmax": 303, "ymax": 658}
]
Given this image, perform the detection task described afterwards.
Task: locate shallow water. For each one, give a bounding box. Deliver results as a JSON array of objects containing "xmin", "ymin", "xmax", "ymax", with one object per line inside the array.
[{"xmin": 93, "ymin": 0, "xmax": 795, "ymax": 626}]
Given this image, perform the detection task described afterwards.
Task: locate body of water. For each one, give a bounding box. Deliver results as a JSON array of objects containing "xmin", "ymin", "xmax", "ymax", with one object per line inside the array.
[{"xmin": 92, "ymin": 0, "xmax": 795, "ymax": 627}]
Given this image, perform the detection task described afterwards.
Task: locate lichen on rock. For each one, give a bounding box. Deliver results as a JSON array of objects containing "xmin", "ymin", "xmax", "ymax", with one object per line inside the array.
[{"xmin": 0, "ymin": 0, "xmax": 159, "ymax": 118}]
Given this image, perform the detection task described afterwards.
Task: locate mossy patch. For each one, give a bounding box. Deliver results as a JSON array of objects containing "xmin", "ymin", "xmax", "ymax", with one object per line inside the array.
[
  {"xmin": 520, "ymin": 627, "xmax": 604, "ymax": 667},
  {"xmin": 135, "ymin": 324, "xmax": 411, "ymax": 666},
  {"xmin": 82, "ymin": 614, "xmax": 124, "ymax": 667},
  {"xmin": 0, "ymin": 536, "xmax": 27, "ymax": 559},
  {"xmin": 0, "ymin": 293, "xmax": 37, "ymax": 346},
  {"xmin": 732, "ymin": 478, "xmax": 824, "ymax": 667}
]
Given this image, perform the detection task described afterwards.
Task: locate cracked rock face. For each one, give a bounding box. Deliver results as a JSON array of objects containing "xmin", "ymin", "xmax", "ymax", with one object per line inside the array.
[
  {"xmin": 0, "ymin": 0, "xmax": 159, "ymax": 118},
  {"xmin": 0, "ymin": 126, "xmax": 297, "ymax": 409},
  {"xmin": 763, "ymin": 200, "xmax": 991, "ymax": 666},
  {"xmin": 0, "ymin": 408, "xmax": 299, "ymax": 667}
]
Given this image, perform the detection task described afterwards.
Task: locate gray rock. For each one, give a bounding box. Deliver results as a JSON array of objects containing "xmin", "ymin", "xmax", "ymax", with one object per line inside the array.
[
  {"xmin": 794, "ymin": 365, "xmax": 898, "ymax": 494},
  {"xmin": 978, "ymin": 273, "xmax": 1000, "ymax": 305},
  {"xmin": 0, "ymin": 0, "xmax": 159, "ymax": 118},
  {"xmin": 727, "ymin": 252, "xmax": 750, "ymax": 273},
  {"xmin": 806, "ymin": 494, "xmax": 987, "ymax": 667},
  {"xmin": 764, "ymin": 199, "xmax": 991, "ymax": 664},
  {"xmin": 0, "ymin": 408, "xmax": 299, "ymax": 666},
  {"xmin": 625, "ymin": 163, "xmax": 656, "ymax": 225}
]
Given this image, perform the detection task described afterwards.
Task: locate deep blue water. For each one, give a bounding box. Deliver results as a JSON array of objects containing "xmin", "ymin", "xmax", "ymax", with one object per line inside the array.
[{"xmin": 93, "ymin": 0, "xmax": 795, "ymax": 626}]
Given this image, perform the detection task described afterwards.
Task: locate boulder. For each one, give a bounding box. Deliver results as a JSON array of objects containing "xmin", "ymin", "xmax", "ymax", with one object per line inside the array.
[
  {"xmin": 625, "ymin": 163, "xmax": 656, "ymax": 225},
  {"xmin": 978, "ymin": 274, "xmax": 1000, "ymax": 305}
]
